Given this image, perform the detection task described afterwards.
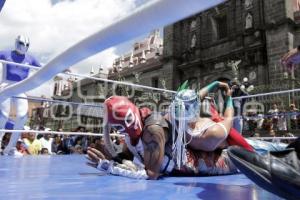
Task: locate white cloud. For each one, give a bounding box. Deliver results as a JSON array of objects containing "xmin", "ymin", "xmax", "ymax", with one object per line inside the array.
[{"xmin": 0, "ymin": 0, "xmax": 148, "ymax": 97}]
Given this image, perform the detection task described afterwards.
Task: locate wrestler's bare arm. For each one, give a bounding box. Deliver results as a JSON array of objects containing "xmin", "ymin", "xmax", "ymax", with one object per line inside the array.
[
  {"xmin": 142, "ymin": 125, "xmax": 167, "ymax": 180},
  {"xmin": 204, "ymin": 91, "xmax": 233, "ymax": 151},
  {"xmin": 199, "ymin": 81, "xmax": 230, "ymax": 100}
]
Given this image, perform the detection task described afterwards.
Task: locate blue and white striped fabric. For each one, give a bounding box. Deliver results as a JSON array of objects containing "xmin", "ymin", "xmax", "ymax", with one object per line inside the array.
[{"xmin": 0, "ymin": 0, "xmax": 6, "ymax": 13}]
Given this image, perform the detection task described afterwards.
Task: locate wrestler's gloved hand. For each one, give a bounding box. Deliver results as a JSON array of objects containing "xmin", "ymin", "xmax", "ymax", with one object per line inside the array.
[
  {"xmin": 118, "ymin": 159, "xmax": 139, "ymax": 171},
  {"xmin": 109, "ymin": 161, "xmax": 148, "ymax": 179},
  {"xmin": 96, "ymin": 159, "xmax": 113, "ymax": 173}
]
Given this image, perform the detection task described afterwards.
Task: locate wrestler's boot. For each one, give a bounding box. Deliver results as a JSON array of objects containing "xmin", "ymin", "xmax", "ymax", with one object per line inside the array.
[
  {"xmin": 0, "ymin": 111, "xmax": 10, "ymax": 154},
  {"xmin": 287, "ymin": 137, "xmax": 300, "ymax": 159},
  {"xmin": 228, "ymin": 146, "xmax": 300, "ymax": 200},
  {"xmin": 3, "ymin": 115, "xmax": 27, "ymax": 155}
]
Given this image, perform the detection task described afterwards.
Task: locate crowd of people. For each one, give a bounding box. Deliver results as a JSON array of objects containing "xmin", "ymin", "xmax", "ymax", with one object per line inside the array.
[
  {"xmin": 0, "ymin": 126, "xmax": 124, "ymax": 157},
  {"xmin": 243, "ymin": 102, "xmax": 299, "ymax": 138}
]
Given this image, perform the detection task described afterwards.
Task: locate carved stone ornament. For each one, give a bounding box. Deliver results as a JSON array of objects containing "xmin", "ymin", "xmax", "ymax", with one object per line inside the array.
[
  {"xmin": 249, "ymin": 71, "xmax": 257, "ymax": 81},
  {"xmin": 160, "ymin": 78, "xmax": 166, "ymax": 89},
  {"xmin": 190, "ymin": 19, "xmax": 197, "ymax": 30},
  {"xmin": 190, "ymin": 34, "xmax": 197, "ymax": 48},
  {"xmin": 245, "ymin": 0, "xmax": 253, "ymax": 10},
  {"xmin": 133, "ymin": 72, "xmax": 142, "ymax": 83},
  {"xmin": 245, "ymin": 12, "xmax": 253, "ymax": 29},
  {"xmin": 96, "ymin": 83, "xmax": 104, "ymax": 95}
]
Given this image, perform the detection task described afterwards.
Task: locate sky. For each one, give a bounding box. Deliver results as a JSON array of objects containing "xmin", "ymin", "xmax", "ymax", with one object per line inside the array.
[{"xmin": 0, "ymin": 0, "xmax": 152, "ymax": 97}]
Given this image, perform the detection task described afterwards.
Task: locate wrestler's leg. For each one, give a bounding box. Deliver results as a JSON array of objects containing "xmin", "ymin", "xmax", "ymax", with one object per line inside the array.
[
  {"xmin": 3, "ymin": 93, "xmax": 28, "ymax": 154},
  {"xmin": 175, "ymin": 149, "xmax": 238, "ymax": 176},
  {"xmin": 197, "ymin": 150, "xmax": 238, "ymax": 175},
  {"xmin": 0, "ymin": 98, "xmax": 11, "ymax": 149}
]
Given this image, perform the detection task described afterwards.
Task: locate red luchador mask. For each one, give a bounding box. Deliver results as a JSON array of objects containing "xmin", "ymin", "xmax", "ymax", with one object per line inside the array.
[{"xmin": 104, "ymin": 96, "xmax": 143, "ymax": 141}]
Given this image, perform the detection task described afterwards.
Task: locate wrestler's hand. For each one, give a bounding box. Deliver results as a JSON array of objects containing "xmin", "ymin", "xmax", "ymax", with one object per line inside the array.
[
  {"xmin": 86, "ymin": 147, "xmax": 106, "ymax": 168},
  {"xmin": 219, "ymin": 82, "xmax": 231, "ymax": 96}
]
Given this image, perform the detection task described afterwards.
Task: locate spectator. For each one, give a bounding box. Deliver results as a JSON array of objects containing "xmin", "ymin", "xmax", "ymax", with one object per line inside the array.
[
  {"xmin": 23, "ymin": 132, "xmax": 42, "ymax": 155},
  {"xmin": 52, "ymin": 135, "xmax": 63, "ymax": 154},
  {"xmin": 256, "ymin": 114, "xmax": 264, "ymax": 130},
  {"xmin": 73, "ymin": 144, "xmax": 83, "ymax": 154},
  {"xmin": 37, "ymin": 126, "xmax": 45, "ymax": 139},
  {"xmin": 61, "ymin": 134, "xmax": 74, "ymax": 154},
  {"xmin": 268, "ymin": 103, "xmax": 279, "ymax": 130},
  {"xmin": 290, "ymin": 104, "xmax": 299, "ymax": 129},
  {"xmin": 246, "ymin": 110, "xmax": 257, "ymax": 133},
  {"xmin": 39, "ymin": 128, "xmax": 53, "ymax": 154},
  {"xmin": 277, "ymin": 110, "xmax": 287, "ymax": 132},
  {"xmin": 262, "ymin": 117, "xmax": 273, "ymax": 132},
  {"xmin": 21, "ymin": 126, "xmax": 31, "ymax": 140},
  {"xmin": 41, "ymin": 148, "xmax": 49, "ymax": 155},
  {"xmin": 15, "ymin": 141, "xmax": 30, "ymax": 156}
]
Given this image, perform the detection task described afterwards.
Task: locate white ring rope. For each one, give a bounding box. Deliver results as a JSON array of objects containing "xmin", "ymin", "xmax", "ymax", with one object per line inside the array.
[
  {"xmin": 0, "ymin": 60, "xmax": 40, "ymax": 70},
  {"xmin": 1, "ymin": 128, "xmax": 296, "ymax": 142},
  {"xmin": 3, "ymin": 59, "xmax": 300, "ymax": 99},
  {"xmin": 0, "ymin": 0, "xmax": 224, "ymax": 102},
  {"xmin": 250, "ymin": 136, "xmax": 298, "ymax": 140},
  {"xmin": 232, "ymin": 88, "xmax": 300, "ymax": 100},
  {"xmin": 0, "ymin": 129, "xmax": 124, "ymax": 137},
  {"xmin": 0, "ymin": 60, "xmax": 177, "ymax": 94},
  {"xmin": 12, "ymin": 95, "xmax": 103, "ymax": 108}
]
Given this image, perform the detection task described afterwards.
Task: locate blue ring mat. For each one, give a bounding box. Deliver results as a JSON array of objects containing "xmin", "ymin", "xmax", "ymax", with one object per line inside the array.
[{"xmin": 0, "ymin": 155, "xmax": 283, "ymax": 200}]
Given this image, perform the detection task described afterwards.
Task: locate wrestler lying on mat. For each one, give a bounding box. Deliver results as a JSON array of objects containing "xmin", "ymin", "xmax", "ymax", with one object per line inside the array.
[{"xmin": 86, "ymin": 81, "xmax": 253, "ymax": 180}]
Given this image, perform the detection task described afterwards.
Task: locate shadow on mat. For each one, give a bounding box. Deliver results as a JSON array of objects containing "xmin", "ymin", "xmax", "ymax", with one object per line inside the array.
[{"xmin": 174, "ymin": 182, "xmax": 282, "ymax": 200}]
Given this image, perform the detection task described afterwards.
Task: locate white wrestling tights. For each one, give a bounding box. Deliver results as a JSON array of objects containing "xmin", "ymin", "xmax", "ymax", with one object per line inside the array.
[{"xmin": 0, "ymin": 93, "xmax": 28, "ymax": 154}]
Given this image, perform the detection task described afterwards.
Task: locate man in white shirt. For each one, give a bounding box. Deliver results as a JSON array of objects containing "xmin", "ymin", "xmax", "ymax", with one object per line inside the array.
[{"xmin": 39, "ymin": 128, "xmax": 53, "ymax": 154}]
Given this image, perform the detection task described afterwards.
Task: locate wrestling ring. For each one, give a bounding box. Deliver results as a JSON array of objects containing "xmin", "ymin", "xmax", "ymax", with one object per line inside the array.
[{"xmin": 0, "ymin": 0, "xmax": 298, "ymax": 199}]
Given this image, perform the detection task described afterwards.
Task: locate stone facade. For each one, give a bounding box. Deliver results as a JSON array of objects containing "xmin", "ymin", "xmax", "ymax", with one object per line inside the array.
[
  {"xmin": 162, "ymin": 0, "xmax": 300, "ymax": 106},
  {"xmin": 106, "ymin": 0, "xmax": 300, "ymax": 110},
  {"xmin": 108, "ymin": 30, "xmax": 172, "ymax": 111}
]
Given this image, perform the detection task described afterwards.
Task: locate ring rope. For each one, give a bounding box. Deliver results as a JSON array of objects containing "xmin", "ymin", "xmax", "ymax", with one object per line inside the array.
[
  {"xmin": 0, "ymin": 59, "xmax": 40, "ymax": 70},
  {"xmin": 250, "ymin": 136, "xmax": 297, "ymax": 140},
  {"xmin": 1, "ymin": 128, "xmax": 295, "ymax": 141},
  {"xmin": 240, "ymin": 112, "xmax": 300, "ymax": 119},
  {"xmin": 66, "ymin": 72, "xmax": 177, "ymax": 94},
  {"xmin": 0, "ymin": 129, "xmax": 124, "ymax": 137},
  {"xmin": 3, "ymin": 59, "xmax": 300, "ymax": 98},
  {"xmin": 0, "ymin": 0, "xmax": 225, "ymax": 102},
  {"xmin": 232, "ymin": 88, "xmax": 300, "ymax": 100},
  {"xmin": 12, "ymin": 96, "xmax": 103, "ymax": 108},
  {"xmin": 0, "ymin": 60, "xmax": 177, "ymax": 94}
]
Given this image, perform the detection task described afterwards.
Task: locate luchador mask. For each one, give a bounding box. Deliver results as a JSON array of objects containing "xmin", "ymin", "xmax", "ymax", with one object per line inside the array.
[
  {"xmin": 104, "ymin": 96, "xmax": 143, "ymax": 140},
  {"xmin": 173, "ymin": 89, "xmax": 200, "ymax": 122}
]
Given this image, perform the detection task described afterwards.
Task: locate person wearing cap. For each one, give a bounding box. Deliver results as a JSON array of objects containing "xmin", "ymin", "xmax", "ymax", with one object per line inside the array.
[
  {"xmin": 39, "ymin": 128, "xmax": 53, "ymax": 154},
  {"xmin": 0, "ymin": 35, "xmax": 41, "ymax": 155}
]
